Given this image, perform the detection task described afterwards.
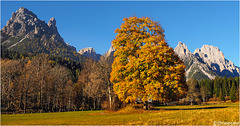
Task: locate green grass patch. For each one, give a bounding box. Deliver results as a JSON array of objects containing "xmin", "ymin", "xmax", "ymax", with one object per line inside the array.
[{"xmin": 1, "ymin": 102, "xmax": 239, "ymax": 125}]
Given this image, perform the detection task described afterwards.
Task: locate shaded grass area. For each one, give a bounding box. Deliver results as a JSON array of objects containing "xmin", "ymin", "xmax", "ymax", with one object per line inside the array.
[
  {"xmin": 1, "ymin": 102, "xmax": 239, "ymax": 125},
  {"xmin": 153, "ymin": 106, "xmax": 227, "ymax": 110}
]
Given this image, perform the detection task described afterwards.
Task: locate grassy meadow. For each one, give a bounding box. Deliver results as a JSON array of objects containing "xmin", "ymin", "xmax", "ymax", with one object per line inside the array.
[{"xmin": 1, "ymin": 102, "xmax": 239, "ymax": 125}]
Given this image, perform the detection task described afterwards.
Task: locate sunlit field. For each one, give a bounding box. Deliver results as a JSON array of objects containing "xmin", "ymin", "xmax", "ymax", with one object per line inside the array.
[{"xmin": 1, "ymin": 102, "xmax": 239, "ymax": 125}]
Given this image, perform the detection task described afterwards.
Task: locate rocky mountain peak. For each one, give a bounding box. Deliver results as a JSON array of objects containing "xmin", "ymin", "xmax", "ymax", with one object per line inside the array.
[
  {"xmin": 1, "ymin": 7, "xmax": 83, "ymax": 61},
  {"xmin": 8, "ymin": 7, "xmax": 37, "ymax": 25},
  {"xmin": 48, "ymin": 17, "xmax": 56, "ymax": 27},
  {"xmin": 104, "ymin": 46, "xmax": 115, "ymax": 57},
  {"xmin": 78, "ymin": 47, "xmax": 96, "ymax": 54},
  {"xmin": 174, "ymin": 41, "xmax": 192, "ymax": 62},
  {"xmin": 46, "ymin": 17, "xmax": 63, "ymax": 42},
  {"xmin": 174, "ymin": 42, "xmax": 239, "ymax": 79},
  {"xmin": 193, "ymin": 44, "xmax": 238, "ymax": 76},
  {"xmin": 198, "ymin": 45, "xmax": 225, "ymax": 62},
  {"xmin": 174, "ymin": 42, "xmax": 191, "ymax": 54},
  {"xmin": 78, "ymin": 47, "xmax": 101, "ymax": 61},
  {"xmin": 108, "ymin": 46, "xmax": 115, "ymax": 53},
  {"xmin": 194, "ymin": 45, "xmax": 225, "ymax": 63},
  {"xmin": 14, "ymin": 7, "xmax": 37, "ymax": 19},
  {"xmin": 1, "ymin": 7, "xmax": 64, "ymax": 43}
]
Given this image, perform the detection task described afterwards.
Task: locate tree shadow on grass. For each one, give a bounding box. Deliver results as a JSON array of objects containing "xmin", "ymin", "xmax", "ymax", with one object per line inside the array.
[{"xmin": 151, "ymin": 106, "xmax": 227, "ymax": 111}]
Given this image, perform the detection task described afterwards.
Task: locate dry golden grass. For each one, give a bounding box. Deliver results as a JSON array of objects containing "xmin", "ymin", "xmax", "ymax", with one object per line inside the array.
[{"xmin": 1, "ymin": 102, "xmax": 239, "ymax": 125}]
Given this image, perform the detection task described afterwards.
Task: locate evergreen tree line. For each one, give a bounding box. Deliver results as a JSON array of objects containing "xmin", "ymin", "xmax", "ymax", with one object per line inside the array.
[
  {"xmin": 183, "ymin": 76, "xmax": 239, "ymax": 105},
  {"xmin": 1, "ymin": 45, "xmax": 34, "ymax": 60},
  {"xmin": 1, "ymin": 53, "xmax": 117, "ymax": 114},
  {"xmin": 200, "ymin": 76, "xmax": 239, "ymax": 102}
]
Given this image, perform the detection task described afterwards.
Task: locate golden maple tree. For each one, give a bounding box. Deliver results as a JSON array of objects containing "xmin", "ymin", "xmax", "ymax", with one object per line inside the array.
[{"xmin": 110, "ymin": 16, "xmax": 188, "ymax": 106}]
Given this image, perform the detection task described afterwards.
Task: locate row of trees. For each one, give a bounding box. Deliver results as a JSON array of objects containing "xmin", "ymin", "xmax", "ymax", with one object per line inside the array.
[
  {"xmin": 1, "ymin": 53, "xmax": 116, "ymax": 113},
  {"xmin": 1, "ymin": 16, "xmax": 239, "ymax": 113},
  {"xmin": 76, "ymin": 57, "xmax": 117, "ymax": 110},
  {"xmin": 184, "ymin": 76, "xmax": 239, "ymax": 105},
  {"xmin": 200, "ymin": 76, "xmax": 239, "ymax": 102}
]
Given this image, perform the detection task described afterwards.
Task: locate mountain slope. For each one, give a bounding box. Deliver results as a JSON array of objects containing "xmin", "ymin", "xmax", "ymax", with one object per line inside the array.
[
  {"xmin": 1, "ymin": 7, "xmax": 83, "ymax": 61},
  {"xmin": 174, "ymin": 42, "xmax": 239, "ymax": 80},
  {"xmin": 194, "ymin": 45, "xmax": 240, "ymax": 77}
]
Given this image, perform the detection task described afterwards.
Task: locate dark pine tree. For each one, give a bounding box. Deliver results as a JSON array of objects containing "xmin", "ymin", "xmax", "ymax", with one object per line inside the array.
[
  {"xmin": 214, "ymin": 77, "xmax": 221, "ymax": 97},
  {"xmin": 219, "ymin": 88, "xmax": 225, "ymax": 101},
  {"xmin": 230, "ymin": 82, "xmax": 237, "ymax": 102},
  {"xmin": 222, "ymin": 76, "xmax": 228, "ymax": 97}
]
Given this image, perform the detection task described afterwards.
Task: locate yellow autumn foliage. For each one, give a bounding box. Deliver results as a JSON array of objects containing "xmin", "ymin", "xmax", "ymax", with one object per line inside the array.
[{"xmin": 110, "ymin": 16, "xmax": 188, "ymax": 103}]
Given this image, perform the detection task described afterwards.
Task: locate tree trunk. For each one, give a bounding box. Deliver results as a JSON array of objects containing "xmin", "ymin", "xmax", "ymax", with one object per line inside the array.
[
  {"xmin": 7, "ymin": 78, "xmax": 11, "ymax": 110},
  {"xmin": 82, "ymin": 99, "xmax": 85, "ymax": 111},
  {"xmin": 59, "ymin": 106, "xmax": 61, "ymax": 112},
  {"xmin": 19, "ymin": 74, "xmax": 26, "ymax": 110},
  {"xmin": 24, "ymin": 90, "xmax": 27, "ymax": 114},
  {"xmin": 108, "ymin": 86, "xmax": 112, "ymax": 110},
  {"xmin": 47, "ymin": 93, "xmax": 50, "ymax": 111},
  {"xmin": 68, "ymin": 96, "xmax": 71, "ymax": 111},
  {"xmin": 40, "ymin": 77, "xmax": 43, "ymax": 112},
  {"xmin": 144, "ymin": 101, "xmax": 149, "ymax": 110},
  {"xmin": 93, "ymin": 98, "xmax": 96, "ymax": 110},
  {"xmin": 98, "ymin": 98, "xmax": 101, "ymax": 109},
  {"xmin": 19, "ymin": 88, "xmax": 24, "ymax": 110}
]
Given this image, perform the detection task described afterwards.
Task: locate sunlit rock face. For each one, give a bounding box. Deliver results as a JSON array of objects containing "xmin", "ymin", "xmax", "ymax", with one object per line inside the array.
[
  {"xmin": 78, "ymin": 47, "xmax": 101, "ymax": 61},
  {"xmin": 2, "ymin": 7, "xmax": 64, "ymax": 43},
  {"xmin": 194, "ymin": 45, "xmax": 239, "ymax": 77},
  {"xmin": 174, "ymin": 42, "xmax": 239, "ymax": 80}
]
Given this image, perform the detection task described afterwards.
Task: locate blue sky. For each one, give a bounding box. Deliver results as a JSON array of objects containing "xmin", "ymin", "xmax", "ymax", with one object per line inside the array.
[{"xmin": 1, "ymin": 1, "xmax": 239, "ymax": 66}]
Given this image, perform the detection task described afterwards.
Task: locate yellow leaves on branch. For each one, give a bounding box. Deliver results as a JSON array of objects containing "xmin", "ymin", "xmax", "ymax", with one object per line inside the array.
[{"xmin": 111, "ymin": 16, "xmax": 188, "ymax": 103}]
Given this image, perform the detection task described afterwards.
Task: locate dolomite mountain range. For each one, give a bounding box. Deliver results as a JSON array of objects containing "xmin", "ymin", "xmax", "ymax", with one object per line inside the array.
[
  {"xmin": 174, "ymin": 42, "xmax": 239, "ymax": 79},
  {"xmin": 1, "ymin": 7, "xmax": 239, "ymax": 80},
  {"xmin": 2, "ymin": 7, "xmax": 64, "ymax": 45},
  {"xmin": 81, "ymin": 41, "xmax": 239, "ymax": 80},
  {"xmin": 1, "ymin": 7, "xmax": 81, "ymax": 61}
]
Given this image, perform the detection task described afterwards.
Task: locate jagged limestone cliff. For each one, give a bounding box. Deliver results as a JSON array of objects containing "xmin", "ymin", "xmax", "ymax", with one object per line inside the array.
[{"xmin": 174, "ymin": 42, "xmax": 239, "ymax": 80}]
